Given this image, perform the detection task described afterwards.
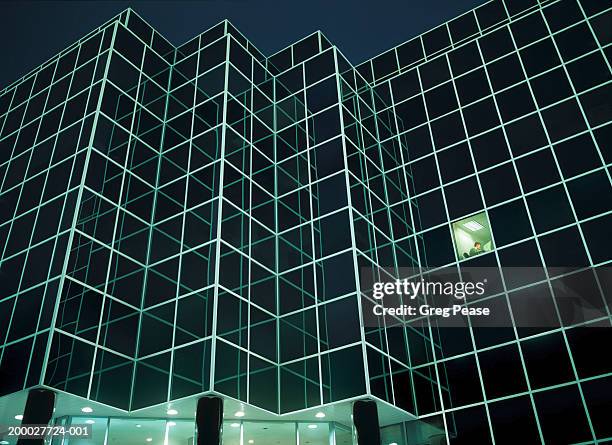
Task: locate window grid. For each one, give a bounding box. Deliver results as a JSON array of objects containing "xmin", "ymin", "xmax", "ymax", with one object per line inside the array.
[{"xmin": 0, "ymin": 2, "xmax": 610, "ymax": 442}]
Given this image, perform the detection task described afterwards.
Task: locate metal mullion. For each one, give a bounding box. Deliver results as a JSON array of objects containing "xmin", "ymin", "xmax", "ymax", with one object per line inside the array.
[
  {"xmin": 78, "ymin": 183, "xmax": 150, "ymax": 229},
  {"xmin": 74, "ymin": 224, "xmax": 150, "ymax": 269},
  {"xmin": 413, "ymin": 311, "xmax": 612, "ymax": 368},
  {"xmin": 276, "ymin": 168, "xmax": 340, "ymax": 201},
  {"xmin": 217, "ymin": 235, "xmax": 275, "ymax": 276},
  {"xmin": 503, "ymin": 6, "xmax": 603, "ymax": 441},
  {"xmin": 405, "ymin": 192, "xmax": 611, "ymax": 245},
  {"xmin": 166, "ymin": 33, "xmax": 202, "ymax": 404},
  {"xmin": 2, "ymin": 76, "xmax": 39, "ymax": 123},
  {"xmin": 38, "ymin": 24, "xmax": 118, "ymax": 390},
  {"xmin": 77, "ymin": 125, "xmax": 123, "ymax": 293},
  {"xmin": 127, "ymin": 40, "xmax": 177, "ymax": 408},
  {"xmin": 331, "ymin": 49, "xmax": 373, "ymax": 400},
  {"xmin": 0, "ymin": 18, "xmax": 118, "ymax": 95},
  {"xmin": 214, "ymin": 336, "xmax": 275, "ymax": 370},
  {"xmin": 278, "ymin": 288, "xmax": 355, "ymax": 321},
  {"xmin": 354, "ymin": 111, "xmax": 379, "ymax": 275},
  {"xmin": 416, "ymin": 29, "xmax": 489, "ymax": 438},
  {"xmin": 0, "ymin": 76, "xmax": 45, "ymax": 259},
  {"xmin": 217, "ymin": 279, "xmax": 271, "ymax": 317},
  {"xmin": 83, "ymin": 93, "xmax": 145, "ymax": 312},
  {"xmin": 280, "ymin": 341, "xmax": 363, "ymax": 369},
  {"xmin": 52, "ymin": 328, "xmax": 133, "ymax": 363},
  {"xmin": 209, "ymin": 36, "xmax": 231, "ymax": 392},
  {"xmin": 0, "ymin": 88, "xmax": 17, "ymax": 188},
  {"xmin": 367, "ymin": 83, "xmax": 402, "ymax": 408},
  {"xmin": 185, "ymin": 155, "xmax": 223, "ymax": 182},
  {"xmin": 142, "ymin": 334, "xmax": 213, "ymax": 359},
  {"xmin": 298, "ymin": 60, "xmax": 324, "ymax": 407},
  {"xmin": 87, "ymin": 196, "xmax": 126, "ymax": 382},
  {"xmin": 281, "ymin": 362, "xmax": 323, "ymax": 387},
  {"xmin": 279, "ymin": 243, "xmax": 352, "ymax": 275},
  {"xmin": 537, "ymin": 7, "xmax": 612, "ymax": 195},
  {"xmin": 0, "ymin": 328, "xmax": 52, "ymax": 354},
  {"xmin": 147, "ymin": 238, "xmax": 217, "ymax": 270},
  {"xmin": 389, "ymin": 73, "xmax": 437, "ymax": 421},
  {"xmin": 576, "ymin": 4, "xmax": 612, "ymax": 73},
  {"xmin": 413, "ymin": 360, "xmax": 611, "ymax": 418},
  {"xmin": 278, "ymin": 201, "xmax": 349, "ymax": 236},
  {"xmin": 416, "ymin": 35, "xmax": 493, "ymax": 436},
  {"xmin": 446, "ymin": 41, "xmax": 546, "ymax": 443},
  {"xmin": 474, "ymin": 10, "xmax": 593, "ymax": 441},
  {"xmin": 245, "ymin": 55, "xmax": 254, "ymax": 407},
  {"xmin": 0, "ymin": 67, "xmax": 59, "ymax": 354},
  {"xmin": 86, "ymin": 31, "xmax": 149, "ymax": 399}
]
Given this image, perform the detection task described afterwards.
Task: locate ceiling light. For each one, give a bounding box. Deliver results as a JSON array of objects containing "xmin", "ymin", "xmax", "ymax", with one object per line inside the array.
[
  {"xmin": 136, "ymin": 424, "xmax": 142, "ymax": 428},
  {"xmin": 1, "ymin": 441, "xmax": 10, "ymax": 445},
  {"xmin": 14, "ymin": 415, "xmax": 23, "ymax": 420},
  {"xmin": 85, "ymin": 420, "xmax": 95, "ymax": 424},
  {"xmin": 167, "ymin": 409, "xmax": 178, "ymax": 415},
  {"xmin": 389, "ymin": 443, "xmax": 399, "ymax": 445},
  {"xmin": 248, "ymin": 441, "xmax": 254, "ymax": 444},
  {"xmin": 463, "ymin": 220, "xmax": 484, "ymax": 231},
  {"xmin": 146, "ymin": 439, "xmax": 153, "ymax": 443},
  {"xmin": 81, "ymin": 407, "xmax": 93, "ymax": 413},
  {"xmin": 230, "ymin": 423, "xmax": 240, "ymax": 428},
  {"xmin": 167, "ymin": 421, "xmax": 176, "ymax": 427},
  {"xmin": 315, "ymin": 412, "xmax": 325, "ymax": 418},
  {"xmin": 307, "ymin": 424, "xmax": 318, "ymax": 429},
  {"xmin": 234, "ymin": 410, "xmax": 245, "ymax": 417}
]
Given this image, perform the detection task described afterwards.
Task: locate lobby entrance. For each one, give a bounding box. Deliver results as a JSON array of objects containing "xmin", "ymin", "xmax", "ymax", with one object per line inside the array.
[{"xmin": 39, "ymin": 416, "xmax": 353, "ymax": 445}]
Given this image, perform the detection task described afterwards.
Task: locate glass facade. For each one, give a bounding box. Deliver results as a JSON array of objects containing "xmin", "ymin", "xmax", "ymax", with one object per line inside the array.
[{"xmin": 0, "ymin": 0, "xmax": 611, "ymax": 444}]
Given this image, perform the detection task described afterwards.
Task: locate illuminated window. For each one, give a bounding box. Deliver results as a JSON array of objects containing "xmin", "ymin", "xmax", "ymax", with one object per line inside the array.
[{"xmin": 452, "ymin": 212, "xmax": 494, "ymax": 261}]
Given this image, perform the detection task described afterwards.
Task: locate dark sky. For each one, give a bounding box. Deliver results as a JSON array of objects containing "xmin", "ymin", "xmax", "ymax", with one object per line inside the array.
[{"xmin": 1, "ymin": 0, "xmax": 486, "ymax": 89}]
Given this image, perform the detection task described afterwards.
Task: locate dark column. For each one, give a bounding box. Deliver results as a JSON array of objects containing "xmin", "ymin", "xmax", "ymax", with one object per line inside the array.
[
  {"xmin": 195, "ymin": 396, "xmax": 223, "ymax": 445},
  {"xmin": 16, "ymin": 389, "xmax": 56, "ymax": 445},
  {"xmin": 353, "ymin": 400, "xmax": 381, "ymax": 445}
]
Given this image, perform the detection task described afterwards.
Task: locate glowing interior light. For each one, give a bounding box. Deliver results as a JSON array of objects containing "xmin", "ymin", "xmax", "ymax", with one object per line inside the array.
[{"xmin": 463, "ymin": 220, "xmax": 484, "ymax": 231}]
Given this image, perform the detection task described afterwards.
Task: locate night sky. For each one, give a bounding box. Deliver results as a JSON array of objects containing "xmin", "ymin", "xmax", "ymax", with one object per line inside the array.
[{"xmin": 1, "ymin": 0, "xmax": 486, "ymax": 89}]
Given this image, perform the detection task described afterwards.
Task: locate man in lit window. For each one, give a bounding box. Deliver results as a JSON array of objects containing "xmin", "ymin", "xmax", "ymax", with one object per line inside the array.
[{"xmin": 469, "ymin": 242, "xmax": 483, "ymax": 256}]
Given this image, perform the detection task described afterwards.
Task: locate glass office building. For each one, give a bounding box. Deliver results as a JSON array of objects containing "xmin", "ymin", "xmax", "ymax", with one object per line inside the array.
[{"xmin": 0, "ymin": 0, "xmax": 610, "ymax": 443}]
